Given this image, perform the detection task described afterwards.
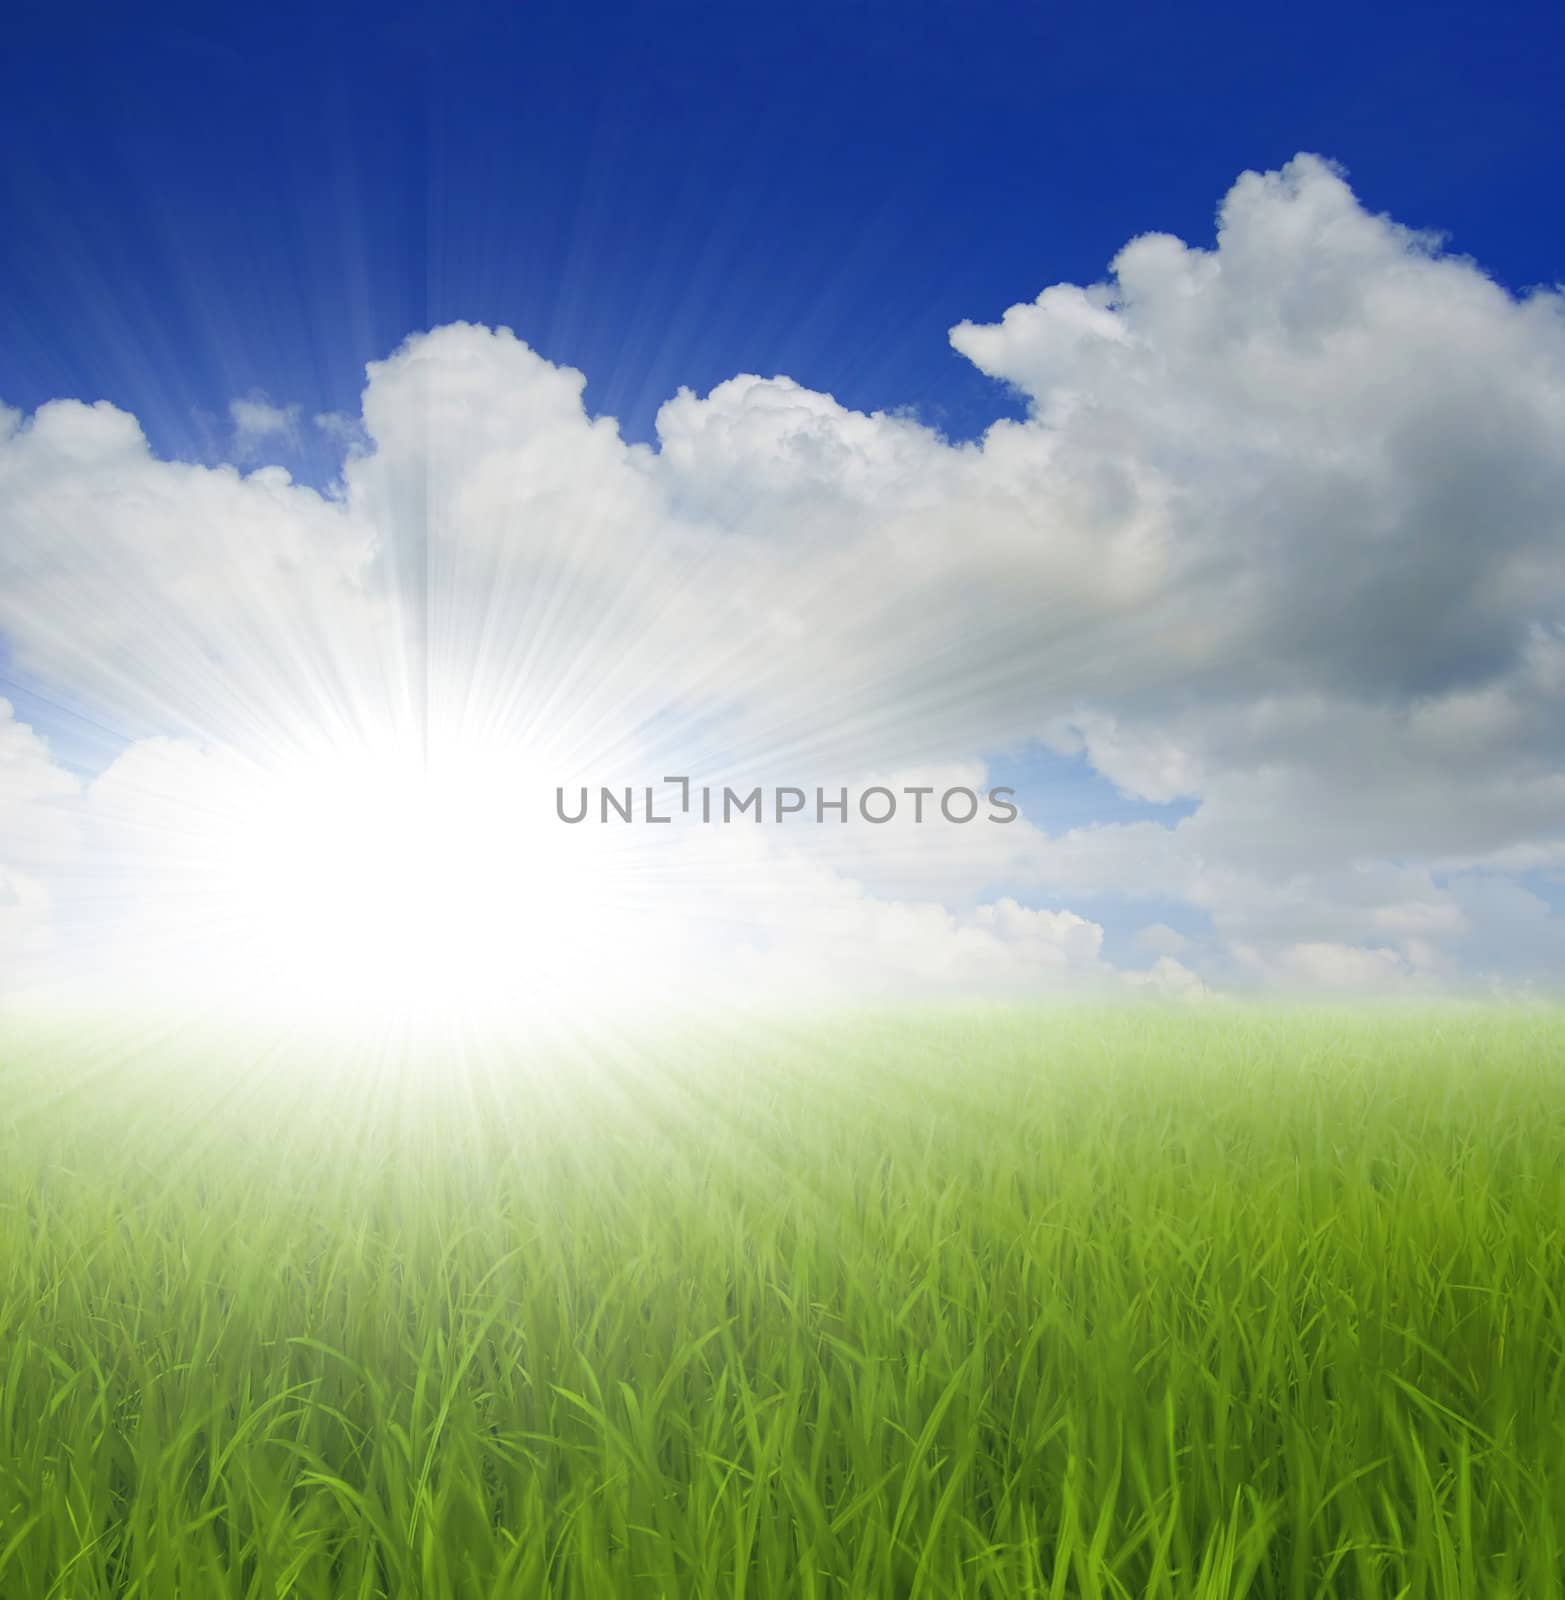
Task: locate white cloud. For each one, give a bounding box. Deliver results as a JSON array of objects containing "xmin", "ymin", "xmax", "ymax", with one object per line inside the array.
[
  {"xmin": 1123, "ymin": 955, "xmax": 1208, "ymax": 1002},
  {"xmin": 0, "ymin": 401, "xmax": 394, "ymax": 748},
  {"xmin": 1235, "ymin": 939, "xmax": 1425, "ymax": 995},
  {"xmin": 1038, "ymin": 715, "xmax": 1205, "ymax": 805},
  {"xmin": 1135, "ymin": 923, "xmax": 1189, "ymax": 958},
  {"xmin": 0, "ymin": 700, "xmax": 79, "ymax": 987},
  {"xmin": 230, "ymin": 392, "xmax": 302, "ymax": 457},
  {"xmin": 3, "ymin": 155, "xmax": 1565, "ymax": 1004},
  {"xmin": 0, "ymin": 699, "xmax": 79, "ymax": 867},
  {"xmin": 642, "ymin": 827, "xmax": 1116, "ymax": 1001}
]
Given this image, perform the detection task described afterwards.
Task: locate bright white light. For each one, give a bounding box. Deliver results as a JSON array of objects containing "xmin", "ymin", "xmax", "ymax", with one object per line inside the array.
[
  {"xmin": 223, "ymin": 751, "xmax": 581, "ymax": 1018},
  {"xmin": 81, "ymin": 737, "xmax": 675, "ymax": 1030}
]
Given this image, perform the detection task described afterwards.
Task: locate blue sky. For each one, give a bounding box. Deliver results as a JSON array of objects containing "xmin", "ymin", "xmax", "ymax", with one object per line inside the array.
[
  {"xmin": 4, "ymin": 1, "xmax": 1565, "ymax": 1010},
  {"xmin": 4, "ymin": 0, "xmax": 1563, "ymax": 460}
]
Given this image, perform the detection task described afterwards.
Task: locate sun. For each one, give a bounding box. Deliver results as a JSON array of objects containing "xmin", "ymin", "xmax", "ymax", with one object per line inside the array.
[
  {"xmin": 231, "ymin": 748, "xmax": 581, "ymax": 1017},
  {"xmin": 88, "ymin": 734, "xmax": 657, "ymax": 1031}
]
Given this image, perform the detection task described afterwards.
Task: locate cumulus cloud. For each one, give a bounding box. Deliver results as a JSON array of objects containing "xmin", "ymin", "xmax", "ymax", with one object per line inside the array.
[
  {"xmin": 0, "ymin": 400, "xmax": 393, "ymax": 750},
  {"xmin": 1234, "ymin": 939, "xmax": 1428, "ymax": 996},
  {"xmin": 0, "ymin": 701, "xmax": 79, "ymax": 865},
  {"xmin": 229, "ymin": 392, "xmax": 302, "ymax": 458},
  {"xmin": 1124, "ymin": 955, "xmax": 1208, "ymax": 1002},
  {"xmin": 1135, "ymin": 923, "xmax": 1189, "ymax": 958},
  {"xmin": 2, "ymin": 153, "xmax": 1563, "ymax": 1005},
  {"xmin": 649, "ymin": 829, "xmax": 1119, "ymax": 1001},
  {"xmin": 0, "ymin": 700, "xmax": 79, "ymax": 984}
]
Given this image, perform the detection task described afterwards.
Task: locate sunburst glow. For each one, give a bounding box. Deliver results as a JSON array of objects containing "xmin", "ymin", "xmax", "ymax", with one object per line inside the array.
[{"xmin": 77, "ymin": 731, "xmax": 682, "ymax": 1028}]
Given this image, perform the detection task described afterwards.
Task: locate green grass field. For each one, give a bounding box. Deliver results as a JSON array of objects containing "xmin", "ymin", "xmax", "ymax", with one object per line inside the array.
[{"xmin": 2, "ymin": 1005, "xmax": 1563, "ymax": 1598}]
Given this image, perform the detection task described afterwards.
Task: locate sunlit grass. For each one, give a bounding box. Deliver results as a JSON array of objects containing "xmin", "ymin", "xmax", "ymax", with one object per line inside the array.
[{"xmin": 1, "ymin": 1005, "xmax": 1562, "ymax": 1597}]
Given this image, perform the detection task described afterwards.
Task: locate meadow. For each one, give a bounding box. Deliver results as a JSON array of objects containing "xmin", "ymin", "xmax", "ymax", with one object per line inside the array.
[{"xmin": 1, "ymin": 1005, "xmax": 1562, "ymax": 1598}]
